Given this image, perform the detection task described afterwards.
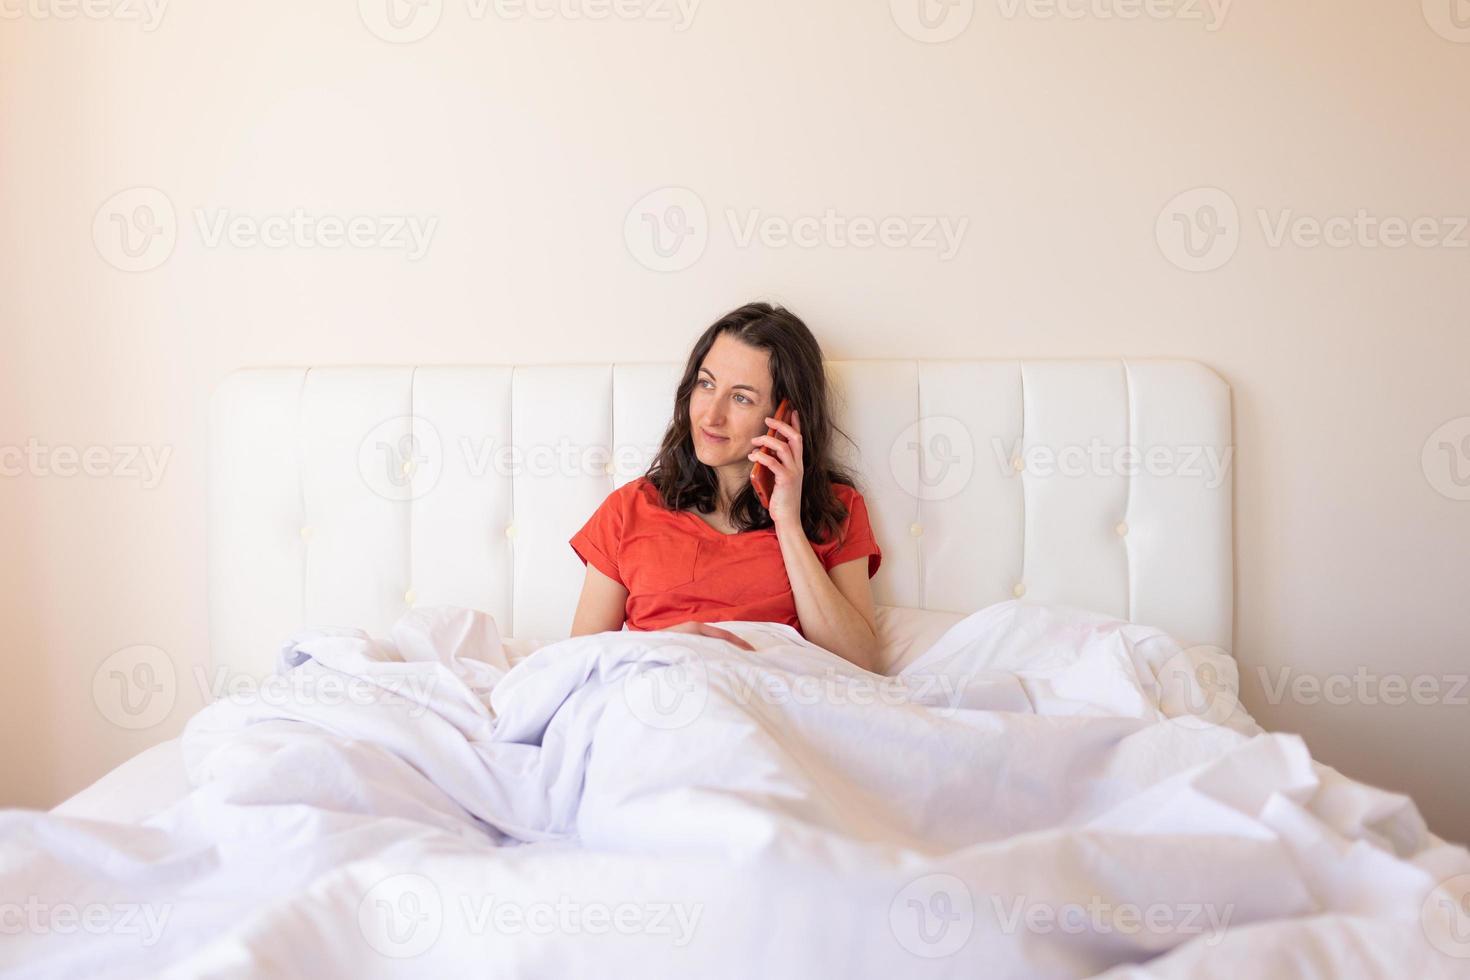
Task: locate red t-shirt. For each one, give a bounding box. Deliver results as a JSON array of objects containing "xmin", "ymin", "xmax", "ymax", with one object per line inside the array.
[{"xmin": 569, "ymin": 476, "xmax": 882, "ymax": 635}]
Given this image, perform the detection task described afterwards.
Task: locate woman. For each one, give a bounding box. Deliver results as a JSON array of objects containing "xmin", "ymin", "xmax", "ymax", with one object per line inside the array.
[{"xmin": 568, "ymin": 302, "xmax": 883, "ymax": 672}]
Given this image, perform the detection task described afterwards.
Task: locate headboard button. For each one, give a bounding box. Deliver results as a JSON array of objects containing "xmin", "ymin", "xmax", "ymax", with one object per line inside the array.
[
  {"xmin": 299, "ymin": 525, "xmax": 315, "ymax": 541},
  {"xmin": 1115, "ymin": 521, "xmax": 1129, "ymax": 537},
  {"xmin": 909, "ymin": 523, "xmax": 924, "ymax": 538},
  {"xmin": 1013, "ymin": 583, "xmax": 1026, "ymax": 598},
  {"xmin": 505, "ymin": 523, "xmax": 518, "ymax": 539},
  {"xmin": 603, "ymin": 462, "xmax": 615, "ymax": 475},
  {"xmin": 404, "ymin": 588, "xmax": 417, "ymax": 606}
]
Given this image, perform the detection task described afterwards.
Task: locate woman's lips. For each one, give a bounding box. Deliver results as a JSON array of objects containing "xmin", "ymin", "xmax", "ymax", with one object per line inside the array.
[{"xmin": 700, "ymin": 428, "xmax": 729, "ymax": 443}]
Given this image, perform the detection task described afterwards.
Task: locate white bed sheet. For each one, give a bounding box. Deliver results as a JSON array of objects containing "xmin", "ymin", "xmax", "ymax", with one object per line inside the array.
[
  {"xmin": 52, "ymin": 740, "xmax": 191, "ymax": 824},
  {"xmin": 7, "ymin": 601, "xmax": 1467, "ymax": 979},
  {"xmin": 49, "ymin": 605, "xmax": 967, "ymax": 825}
]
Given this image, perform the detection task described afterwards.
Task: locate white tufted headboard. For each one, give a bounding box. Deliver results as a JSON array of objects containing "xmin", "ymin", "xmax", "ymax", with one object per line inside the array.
[{"xmin": 208, "ymin": 360, "xmax": 1233, "ymax": 676}]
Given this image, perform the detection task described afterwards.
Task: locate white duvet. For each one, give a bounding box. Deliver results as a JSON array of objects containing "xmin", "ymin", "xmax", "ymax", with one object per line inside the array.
[{"xmin": 2, "ymin": 601, "xmax": 1468, "ymax": 978}]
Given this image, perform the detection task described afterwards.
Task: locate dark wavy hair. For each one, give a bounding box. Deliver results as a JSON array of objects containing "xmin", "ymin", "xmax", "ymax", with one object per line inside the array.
[{"xmin": 645, "ymin": 302, "xmax": 860, "ymax": 542}]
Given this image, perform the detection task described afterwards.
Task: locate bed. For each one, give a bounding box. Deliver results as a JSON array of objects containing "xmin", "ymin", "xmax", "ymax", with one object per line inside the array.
[{"xmin": 14, "ymin": 359, "xmax": 1467, "ymax": 978}]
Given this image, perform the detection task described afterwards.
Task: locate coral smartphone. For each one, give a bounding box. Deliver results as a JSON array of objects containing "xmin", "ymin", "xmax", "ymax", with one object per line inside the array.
[{"xmin": 751, "ymin": 399, "xmax": 793, "ymax": 510}]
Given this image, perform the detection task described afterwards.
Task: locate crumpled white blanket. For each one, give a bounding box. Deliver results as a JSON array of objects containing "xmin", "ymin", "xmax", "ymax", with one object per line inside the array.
[{"xmin": 1, "ymin": 600, "xmax": 1467, "ymax": 979}]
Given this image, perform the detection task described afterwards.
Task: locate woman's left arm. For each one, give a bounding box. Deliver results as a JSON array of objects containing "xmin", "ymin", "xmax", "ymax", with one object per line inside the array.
[
  {"xmin": 752, "ymin": 409, "xmax": 880, "ymax": 673},
  {"xmin": 775, "ymin": 529, "xmax": 880, "ymax": 672}
]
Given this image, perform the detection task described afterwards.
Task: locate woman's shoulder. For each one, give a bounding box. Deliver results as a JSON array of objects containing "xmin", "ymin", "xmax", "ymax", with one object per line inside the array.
[
  {"xmin": 625, "ymin": 475, "xmax": 659, "ymax": 497},
  {"xmin": 584, "ymin": 478, "xmax": 663, "ymax": 536},
  {"xmin": 607, "ymin": 475, "xmax": 663, "ymax": 510},
  {"xmin": 830, "ymin": 480, "xmax": 867, "ymax": 509},
  {"xmin": 817, "ymin": 480, "xmax": 871, "ymax": 541},
  {"xmin": 814, "ymin": 480, "xmax": 880, "ymax": 569}
]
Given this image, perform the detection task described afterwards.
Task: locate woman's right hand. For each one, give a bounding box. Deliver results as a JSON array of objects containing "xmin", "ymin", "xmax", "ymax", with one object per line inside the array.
[{"xmin": 663, "ymin": 621, "xmax": 756, "ymax": 651}]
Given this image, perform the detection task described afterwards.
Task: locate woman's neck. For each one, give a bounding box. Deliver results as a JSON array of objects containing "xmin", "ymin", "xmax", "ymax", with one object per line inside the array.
[{"xmin": 710, "ymin": 463, "xmax": 751, "ymax": 515}]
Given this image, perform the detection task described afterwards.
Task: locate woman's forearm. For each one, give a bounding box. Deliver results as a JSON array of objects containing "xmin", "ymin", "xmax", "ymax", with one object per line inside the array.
[{"xmin": 775, "ymin": 520, "xmax": 878, "ymax": 672}]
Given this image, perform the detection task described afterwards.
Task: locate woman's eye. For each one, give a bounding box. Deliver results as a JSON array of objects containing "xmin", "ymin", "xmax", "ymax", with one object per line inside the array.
[{"xmin": 734, "ymin": 394, "xmax": 750, "ymax": 405}]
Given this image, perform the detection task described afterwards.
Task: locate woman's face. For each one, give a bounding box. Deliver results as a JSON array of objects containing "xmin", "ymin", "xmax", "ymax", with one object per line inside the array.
[{"xmin": 689, "ymin": 332, "xmax": 775, "ymax": 469}]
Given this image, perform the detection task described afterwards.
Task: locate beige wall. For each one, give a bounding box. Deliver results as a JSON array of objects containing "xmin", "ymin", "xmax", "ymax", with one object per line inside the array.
[{"xmin": 2, "ymin": 2, "xmax": 1467, "ymax": 839}]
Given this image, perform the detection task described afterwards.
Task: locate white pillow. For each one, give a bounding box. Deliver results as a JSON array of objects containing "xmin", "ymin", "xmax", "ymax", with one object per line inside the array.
[
  {"xmin": 503, "ymin": 635, "xmax": 552, "ymax": 665},
  {"xmin": 875, "ymin": 604, "xmax": 966, "ymax": 675}
]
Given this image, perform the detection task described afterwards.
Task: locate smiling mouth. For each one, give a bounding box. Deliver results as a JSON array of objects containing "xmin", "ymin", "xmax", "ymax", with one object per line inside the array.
[{"xmin": 699, "ymin": 428, "xmax": 729, "ymax": 443}]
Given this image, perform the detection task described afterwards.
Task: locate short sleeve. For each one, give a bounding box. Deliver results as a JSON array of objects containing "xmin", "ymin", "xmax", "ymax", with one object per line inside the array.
[
  {"xmin": 570, "ymin": 487, "xmax": 627, "ymax": 587},
  {"xmin": 822, "ymin": 489, "xmax": 882, "ymax": 579}
]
